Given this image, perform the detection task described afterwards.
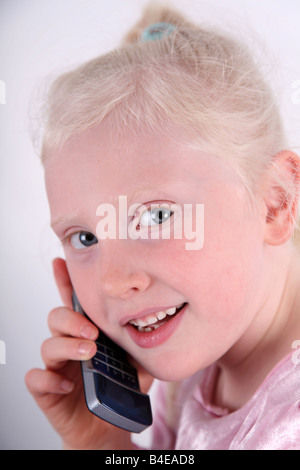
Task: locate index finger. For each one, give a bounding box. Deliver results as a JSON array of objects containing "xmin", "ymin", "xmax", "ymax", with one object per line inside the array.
[{"xmin": 52, "ymin": 258, "xmax": 73, "ymax": 309}]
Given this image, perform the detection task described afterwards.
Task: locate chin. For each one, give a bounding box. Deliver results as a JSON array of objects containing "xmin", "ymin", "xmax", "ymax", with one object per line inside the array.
[{"xmin": 143, "ymin": 361, "xmax": 203, "ymax": 383}]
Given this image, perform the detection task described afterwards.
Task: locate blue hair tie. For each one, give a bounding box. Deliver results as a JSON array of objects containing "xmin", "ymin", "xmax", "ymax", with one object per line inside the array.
[{"xmin": 141, "ymin": 22, "xmax": 176, "ymax": 42}]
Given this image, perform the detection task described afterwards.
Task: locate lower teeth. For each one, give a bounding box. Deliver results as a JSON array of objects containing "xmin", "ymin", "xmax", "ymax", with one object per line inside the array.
[{"xmin": 138, "ymin": 322, "xmax": 166, "ymax": 332}]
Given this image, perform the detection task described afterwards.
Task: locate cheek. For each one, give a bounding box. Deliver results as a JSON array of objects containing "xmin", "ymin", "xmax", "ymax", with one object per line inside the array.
[
  {"xmin": 167, "ymin": 215, "xmax": 264, "ymax": 318},
  {"xmin": 65, "ymin": 258, "xmax": 101, "ymax": 320}
]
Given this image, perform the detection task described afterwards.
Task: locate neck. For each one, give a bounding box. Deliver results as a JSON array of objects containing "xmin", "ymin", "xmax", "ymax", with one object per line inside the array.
[{"xmin": 214, "ymin": 244, "xmax": 300, "ymax": 411}]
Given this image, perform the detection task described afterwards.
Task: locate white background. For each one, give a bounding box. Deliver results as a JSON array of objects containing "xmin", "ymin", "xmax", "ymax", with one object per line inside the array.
[{"xmin": 0, "ymin": 0, "xmax": 299, "ymax": 450}]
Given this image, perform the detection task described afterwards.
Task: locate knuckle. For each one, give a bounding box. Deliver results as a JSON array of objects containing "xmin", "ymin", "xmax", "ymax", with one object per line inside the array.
[
  {"xmin": 25, "ymin": 368, "xmax": 43, "ymax": 393},
  {"xmin": 47, "ymin": 306, "xmax": 63, "ymax": 328},
  {"xmin": 47, "ymin": 306, "xmax": 78, "ymax": 337},
  {"xmin": 40, "ymin": 338, "xmax": 50, "ymax": 361},
  {"xmin": 24, "ymin": 369, "xmax": 35, "ymax": 390}
]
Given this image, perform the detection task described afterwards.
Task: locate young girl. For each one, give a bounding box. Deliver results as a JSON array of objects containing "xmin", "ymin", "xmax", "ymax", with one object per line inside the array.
[{"xmin": 25, "ymin": 5, "xmax": 300, "ymax": 450}]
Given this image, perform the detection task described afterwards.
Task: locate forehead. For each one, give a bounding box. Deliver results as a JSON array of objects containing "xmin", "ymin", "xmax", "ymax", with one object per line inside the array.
[
  {"xmin": 45, "ymin": 122, "xmax": 219, "ymax": 195},
  {"xmin": 44, "ymin": 121, "xmax": 241, "ymax": 226},
  {"xmin": 46, "ymin": 124, "xmax": 177, "ymax": 180}
]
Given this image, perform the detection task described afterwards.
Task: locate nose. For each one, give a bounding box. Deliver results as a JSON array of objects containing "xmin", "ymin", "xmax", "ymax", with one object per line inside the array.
[{"xmin": 99, "ymin": 243, "xmax": 152, "ymax": 299}]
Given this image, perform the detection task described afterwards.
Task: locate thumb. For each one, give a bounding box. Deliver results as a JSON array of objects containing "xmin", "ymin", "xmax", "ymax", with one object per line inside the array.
[{"xmin": 52, "ymin": 258, "xmax": 73, "ymax": 309}]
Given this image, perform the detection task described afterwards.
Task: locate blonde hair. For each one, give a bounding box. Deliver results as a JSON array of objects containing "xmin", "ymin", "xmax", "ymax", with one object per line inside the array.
[{"xmin": 41, "ymin": 4, "xmax": 299, "ymax": 230}]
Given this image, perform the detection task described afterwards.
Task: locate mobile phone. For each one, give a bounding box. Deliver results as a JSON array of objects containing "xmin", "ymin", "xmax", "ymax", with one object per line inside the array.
[{"xmin": 72, "ymin": 291, "xmax": 152, "ymax": 433}]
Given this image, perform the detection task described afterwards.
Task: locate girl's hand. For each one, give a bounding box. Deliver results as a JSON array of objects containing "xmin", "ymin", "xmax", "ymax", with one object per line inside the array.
[{"xmin": 25, "ymin": 258, "xmax": 152, "ymax": 450}]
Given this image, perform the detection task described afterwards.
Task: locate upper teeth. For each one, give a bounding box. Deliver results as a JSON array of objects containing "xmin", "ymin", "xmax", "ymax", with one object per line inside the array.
[{"xmin": 129, "ymin": 304, "xmax": 184, "ymax": 328}]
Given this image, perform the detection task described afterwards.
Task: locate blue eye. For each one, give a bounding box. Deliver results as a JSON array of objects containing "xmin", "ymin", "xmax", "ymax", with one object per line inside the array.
[
  {"xmin": 139, "ymin": 207, "xmax": 174, "ymax": 227},
  {"xmin": 70, "ymin": 231, "xmax": 98, "ymax": 250}
]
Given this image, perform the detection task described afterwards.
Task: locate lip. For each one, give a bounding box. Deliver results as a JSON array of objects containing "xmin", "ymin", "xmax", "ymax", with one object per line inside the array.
[
  {"xmin": 124, "ymin": 303, "xmax": 187, "ymax": 348},
  {"xmin": 120, "ymin": 303, "xmax": 185, "ymax": 326}
]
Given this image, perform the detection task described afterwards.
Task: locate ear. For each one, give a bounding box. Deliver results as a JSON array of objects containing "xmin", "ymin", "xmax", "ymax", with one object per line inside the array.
[{"xmin": 264, "ymin": 151, "xmax": 300, "ymax": 246}]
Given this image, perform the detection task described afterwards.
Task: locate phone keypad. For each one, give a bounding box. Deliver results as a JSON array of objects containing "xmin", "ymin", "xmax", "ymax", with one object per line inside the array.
[{"xmin": 91, "ymin": 331, "xmax": 140, "ymax": 391}]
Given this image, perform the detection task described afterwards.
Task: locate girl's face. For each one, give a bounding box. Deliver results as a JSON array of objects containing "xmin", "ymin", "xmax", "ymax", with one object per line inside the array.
[{"xmin": 45, "ymin": 122, "xmax": 268, "ymax": 381}]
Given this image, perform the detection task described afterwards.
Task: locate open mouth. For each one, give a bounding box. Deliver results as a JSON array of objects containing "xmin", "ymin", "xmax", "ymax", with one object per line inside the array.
[{"xmin": 128, "ymin": 302, "xmax": 187, "ymax": 333}]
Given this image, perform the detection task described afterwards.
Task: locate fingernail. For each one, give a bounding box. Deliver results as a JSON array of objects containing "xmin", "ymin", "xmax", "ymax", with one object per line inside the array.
[
  {"xmin": 60, "ymin": 380, "xmax": 74, "ymax": 393},
  {"xmin": 80, "ymin": 325, "xmax": 98, "ymax": 340},
  {"xmin": 77, "ymin": 342, "xmax": 95, "ymax": 356}
]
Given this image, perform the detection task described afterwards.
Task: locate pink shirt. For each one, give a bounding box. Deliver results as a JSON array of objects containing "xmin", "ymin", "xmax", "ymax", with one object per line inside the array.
[{"xmin": 149, "ymin": 351, "xmax": 300, "ymax": 450}]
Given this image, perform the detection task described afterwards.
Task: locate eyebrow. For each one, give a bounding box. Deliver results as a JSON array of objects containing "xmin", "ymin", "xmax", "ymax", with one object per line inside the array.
[
  {"xmin": 51, "ymin": 212, "xmax": 80, "ymax": 228},
  {"xmin": 51, "ymin": 183, "xmax": 177, "ymax": 228},
  {"xmin": 113, "ymin": 182, "xmax": 174, "ymax": 205}
]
